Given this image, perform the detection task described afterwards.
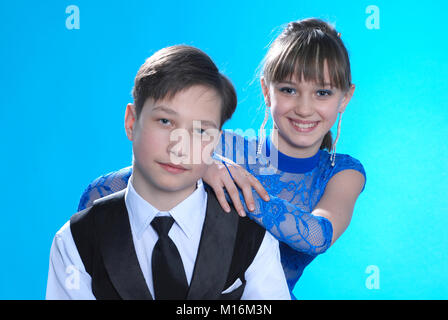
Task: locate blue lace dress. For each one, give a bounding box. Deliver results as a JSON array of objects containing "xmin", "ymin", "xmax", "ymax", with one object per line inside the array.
[{"xmin": 78, "ymin": 130, "xmax": 366, "ymax": 298}]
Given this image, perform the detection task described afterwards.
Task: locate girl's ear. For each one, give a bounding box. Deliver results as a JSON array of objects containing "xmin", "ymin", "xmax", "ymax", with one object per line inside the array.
[
  {"xmin": 339, "ymin": 84, "xmax": 355, "ymax": 113},
  {"xmin": 124, "ymin": 103, "xmax": 137, "ymax": 141},
  {"xmin": 260, "ymin": 77, "xmax": 271, "ymax": 107}
]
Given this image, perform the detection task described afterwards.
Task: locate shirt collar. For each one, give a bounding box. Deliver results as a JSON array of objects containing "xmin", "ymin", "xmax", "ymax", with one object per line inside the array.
[{"xmin": 125, "ymin": 178, "xmax": 207, "ymax": 240}]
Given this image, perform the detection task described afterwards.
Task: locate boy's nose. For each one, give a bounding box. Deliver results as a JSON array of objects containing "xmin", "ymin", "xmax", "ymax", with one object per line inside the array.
[
  {"xmin": 167, "ymin": 130, "xmax": 191, "ymax": 163},
  {"xmin": 168, "ymin": 143, "xmax": 190, "ymax": 162}
]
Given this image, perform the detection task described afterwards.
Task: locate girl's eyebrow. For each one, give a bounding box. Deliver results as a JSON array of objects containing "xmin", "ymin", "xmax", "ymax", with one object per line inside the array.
[
  {"xmin": 277, "ymin": 80, "xmax": 296, "ymax": 85},
  {"xmin": 278, "ymin": 80, "xmax": 333, "ymax": 87}
]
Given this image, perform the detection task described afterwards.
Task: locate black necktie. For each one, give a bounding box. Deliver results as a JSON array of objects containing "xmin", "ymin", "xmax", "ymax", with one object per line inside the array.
[{"xmin": 151, "ymin": 216, "xmax": 189, "ymax": 300}]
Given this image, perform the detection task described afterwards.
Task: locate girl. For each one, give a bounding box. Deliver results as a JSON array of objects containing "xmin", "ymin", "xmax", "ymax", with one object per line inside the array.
[{"xmin": 78, "ymin": 18, "xmax": 366, "ymax": 299}]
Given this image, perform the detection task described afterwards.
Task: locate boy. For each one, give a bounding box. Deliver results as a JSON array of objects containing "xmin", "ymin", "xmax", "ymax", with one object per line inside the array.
[{"xmin": 46, "ymin": 45, "xmax": 290, "ymax": 300}]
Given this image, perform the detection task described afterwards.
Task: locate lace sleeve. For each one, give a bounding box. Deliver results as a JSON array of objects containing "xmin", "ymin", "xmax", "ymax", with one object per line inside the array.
[
  {"xmin": 226, "ymin": 187, "xmax": 333, "ymax": 255},
  {"xmin": 78, "ymin": 166, "xmax": 132, "ymax": 211}
]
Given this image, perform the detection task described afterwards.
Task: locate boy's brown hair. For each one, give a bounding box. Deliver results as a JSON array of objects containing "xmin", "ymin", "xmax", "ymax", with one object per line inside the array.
[{"xmin": 132, "ymin": 45, "xmax": 237, "ymax": 129}]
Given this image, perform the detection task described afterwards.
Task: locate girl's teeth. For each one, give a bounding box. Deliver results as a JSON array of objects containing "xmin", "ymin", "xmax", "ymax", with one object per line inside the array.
[{"xmin": 292, "ymin": 121, "xmax": 317, "ymax": 129}]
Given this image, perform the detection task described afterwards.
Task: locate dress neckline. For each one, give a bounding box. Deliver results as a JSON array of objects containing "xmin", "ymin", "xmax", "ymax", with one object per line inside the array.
[{"xmin": 265, "ymin": 136, "xmax": 321, "ymax": 174}]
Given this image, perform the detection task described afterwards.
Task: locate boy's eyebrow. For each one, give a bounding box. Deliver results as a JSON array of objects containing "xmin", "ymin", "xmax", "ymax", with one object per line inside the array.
[
  {"xmin": 153, "ymin": 105, "xmax": 218, "ymax": 129},
  {"xmin": 199, "ymin": 120, "xmax": 218, "ymax": 129},
  {"xmin": 152, "ymin": 105, "xmax": 178, "ymax": 115}
]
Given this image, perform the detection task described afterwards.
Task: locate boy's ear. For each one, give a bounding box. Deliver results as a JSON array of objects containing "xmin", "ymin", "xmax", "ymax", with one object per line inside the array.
[
  {"xmin": 209, "ymin": 129, "xmax": 223, "ymax": 150},
  {"xmin": 260, "ymin": 77, "xmax": 271, "ymax": 107},
  {"xmin": 216, "ymin": 129, "xmax": 223, "ymax": 145},
  {"xmin": 125, "ymin": 103, "xmax": 137, "ymax": 141},
  {"xmin": 339, "ymin": 84, "xmax": 355, "ymax": 114}
]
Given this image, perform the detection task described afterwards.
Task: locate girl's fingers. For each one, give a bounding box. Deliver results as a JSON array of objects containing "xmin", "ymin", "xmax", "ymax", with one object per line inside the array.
[
  {"xmin": 213, "ymin": 184, "xmax": 231, "ymax": 213},
  {"xmin": 221, "ymin": 174, "xmax": 246, "ymax": 217},
  {"xmin": 247, "ymin": 174, "xmax": 270, "ymax": 201},
  {"xmin": 240, "ymin": 184, "xmax": 255, "ymax": 212},
  {"xmin": 228, "ymin": 167, "xmax": 256, "ymax": 212},
  {"xmin": 213, "ymin": 160, "xmax": 271, "ymax": 217},
  {"xmin": 229, "ymin": 166, "xmax": 270, "ymax": 209}
]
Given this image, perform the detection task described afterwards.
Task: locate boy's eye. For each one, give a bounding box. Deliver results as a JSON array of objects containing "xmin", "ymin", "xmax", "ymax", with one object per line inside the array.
[
  {"xmin": 194, "ymin": 128, "xmax": 207, "ymax": 135},
  {"xmin": 316, "ymin": 89, "xmax": 333, "ymax": 97},
  {"xmin": 158, "ymin": 118, "xmax": 172, "ymax": 126},
  {"xmin": 279, "ymin": 87, "xmax": 296, "ymax": 95}
]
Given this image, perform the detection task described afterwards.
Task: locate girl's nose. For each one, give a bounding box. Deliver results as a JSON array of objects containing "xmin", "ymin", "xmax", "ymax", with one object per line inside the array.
[{"xmin": 293, "ymin": 97, "xmax": 314, "ymax": 117}]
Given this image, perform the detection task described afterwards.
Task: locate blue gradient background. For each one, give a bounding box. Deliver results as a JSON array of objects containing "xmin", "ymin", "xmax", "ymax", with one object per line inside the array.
[{"xmin": 0, "ymin": 0, "xmax": 447, "ymax": 299}]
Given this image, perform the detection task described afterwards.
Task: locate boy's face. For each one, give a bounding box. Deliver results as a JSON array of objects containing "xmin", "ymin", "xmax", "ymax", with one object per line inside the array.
[{"xmin": 125, "ymin": 85, "xmax": 222, "ymax": 196}]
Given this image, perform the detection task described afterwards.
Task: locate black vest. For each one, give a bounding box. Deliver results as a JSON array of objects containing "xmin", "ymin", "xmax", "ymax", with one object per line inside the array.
[{"xmin": 70, "ymin": 184, "xmax": 266, "ymax": 300}]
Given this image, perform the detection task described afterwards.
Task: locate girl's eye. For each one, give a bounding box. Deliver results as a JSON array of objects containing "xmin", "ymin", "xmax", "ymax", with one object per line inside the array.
[
  {"xmin": 279, "ymin": 87, "xmax": 296, "ymax": 95},
  {"xmin": 316, "ymin": 89, "xmax": 333, "ymax": 97}
]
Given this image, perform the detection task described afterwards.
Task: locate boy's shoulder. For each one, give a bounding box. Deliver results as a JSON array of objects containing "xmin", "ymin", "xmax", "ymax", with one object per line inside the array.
[
  {"xmin": 203, "ymin": 182, "xmax": 266, "ymax": 237},
  {"xmin": 71, "ymin": 190, "xmax": 127, "ymax": 236}
]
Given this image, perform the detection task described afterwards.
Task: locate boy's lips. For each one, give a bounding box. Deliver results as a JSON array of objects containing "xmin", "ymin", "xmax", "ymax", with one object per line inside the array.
[{"xmin": 157, "ymin": 162, "xmax": 189, "ymax": 174}]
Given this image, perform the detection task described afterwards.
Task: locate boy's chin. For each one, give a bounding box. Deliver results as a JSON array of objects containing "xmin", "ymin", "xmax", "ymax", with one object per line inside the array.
[
  {"xmin": 153, "ymin": 176, "xmax": 200, "ymax": 193},
  {"xmin": 134, "ymin": 163, "xmax": 205, "ymax": 194}
]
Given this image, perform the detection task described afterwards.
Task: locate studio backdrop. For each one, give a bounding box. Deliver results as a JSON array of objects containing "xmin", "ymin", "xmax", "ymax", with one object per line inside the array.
[{"xmin": 0, "ymin": 0, "xmax": 447, "ymax": 299}]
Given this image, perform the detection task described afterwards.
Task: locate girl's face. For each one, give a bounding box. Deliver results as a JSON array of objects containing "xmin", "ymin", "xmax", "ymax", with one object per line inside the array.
[{"xmin": 262, "ymin": 65, "xmax": 355, "ymax": 158}]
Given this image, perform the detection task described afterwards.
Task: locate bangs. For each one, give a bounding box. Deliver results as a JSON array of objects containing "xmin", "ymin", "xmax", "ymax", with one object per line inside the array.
[{"xmin": 264, "ymin": 30, "xmax": 351, "ymax": 90}]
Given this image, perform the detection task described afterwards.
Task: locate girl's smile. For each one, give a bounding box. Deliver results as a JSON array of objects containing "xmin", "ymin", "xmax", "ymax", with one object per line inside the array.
[{"xmin": 288, "ymin": 118, "xmax": 320, "ymax": 133}]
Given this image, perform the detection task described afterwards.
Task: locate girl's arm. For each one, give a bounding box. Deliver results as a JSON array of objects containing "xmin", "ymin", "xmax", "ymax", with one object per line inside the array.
[
  {"xmin": 206, "ymin": 155, "xmax": 364, "ymax": 254},
  {"xmin": 78, "ymin": 166, "xmax": 132, "ymax": 211},
  {"xmin": 311, "ymin": 169, "xmax": 365, "ymax": 245}
]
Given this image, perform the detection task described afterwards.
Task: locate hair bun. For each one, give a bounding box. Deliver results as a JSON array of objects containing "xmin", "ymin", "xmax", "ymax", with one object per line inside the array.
[{"xmin": 288, "ymin": 18, "xmax": 339, "ymax": 39}]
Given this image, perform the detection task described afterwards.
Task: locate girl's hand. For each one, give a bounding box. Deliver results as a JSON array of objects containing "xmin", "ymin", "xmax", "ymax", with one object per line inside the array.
[{"xmin": 204, "ymin": 156, "xmax": 270, "ymax": 217}]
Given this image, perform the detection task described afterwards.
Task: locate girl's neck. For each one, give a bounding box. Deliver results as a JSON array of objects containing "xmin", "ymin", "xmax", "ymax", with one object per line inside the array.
[
  {"xmin": 266, "ymin": 135, "xmax": 322, "ymax": 174},
  {"xmin": 270, "ymin": 129, "xmax": 322, "ymax": 159}
]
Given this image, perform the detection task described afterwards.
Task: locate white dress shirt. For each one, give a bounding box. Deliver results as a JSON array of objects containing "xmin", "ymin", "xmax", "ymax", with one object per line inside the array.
[{"xmin": 46, "ymin": 179, "xmax": 290, "ymax": 300}]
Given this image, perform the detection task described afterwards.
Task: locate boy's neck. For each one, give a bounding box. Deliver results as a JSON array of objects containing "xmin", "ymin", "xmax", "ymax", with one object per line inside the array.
[{"xmin": 130, "ymin": 170, "xmax": 198, "ymax": 212}]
